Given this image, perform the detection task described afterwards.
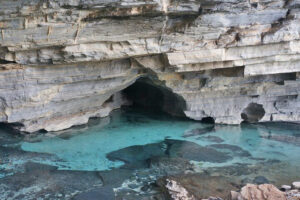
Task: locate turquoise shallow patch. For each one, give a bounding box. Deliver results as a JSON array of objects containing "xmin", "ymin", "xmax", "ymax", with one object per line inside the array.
[{"xmin": 19, "ymin": 109, "xmax": 300, "ymax": 174}]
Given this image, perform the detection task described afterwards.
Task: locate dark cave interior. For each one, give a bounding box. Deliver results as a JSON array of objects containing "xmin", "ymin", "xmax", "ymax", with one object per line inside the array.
[{"xmin": 122, "ymin": 77, "xmax": 186, "ymax": 117}]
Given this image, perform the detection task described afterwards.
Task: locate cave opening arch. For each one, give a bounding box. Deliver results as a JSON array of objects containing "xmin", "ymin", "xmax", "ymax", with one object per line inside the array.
[{"xmin": 122, "ymin": 77, "xmax": 187, "ymax": 117}]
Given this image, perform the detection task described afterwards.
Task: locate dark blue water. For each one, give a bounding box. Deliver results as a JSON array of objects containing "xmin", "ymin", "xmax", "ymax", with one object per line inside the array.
[{"xmin": 1, "ymin": 108, "xmax": 300, "ymax": 199}]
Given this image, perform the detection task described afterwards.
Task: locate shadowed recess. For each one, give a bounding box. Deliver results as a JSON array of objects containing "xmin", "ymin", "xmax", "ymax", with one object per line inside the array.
[
  {"xmin": 241, "ymin": 103, "xmax": 265, "ymax": 123},
  {"xmin": 122, "ymin": 77, "xmax": 187, "ymax": 117}
]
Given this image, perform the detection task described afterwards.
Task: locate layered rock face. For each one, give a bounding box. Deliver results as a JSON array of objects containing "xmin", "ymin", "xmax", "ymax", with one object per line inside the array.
[{"xmin": 0, "ymin": 0, "xmax": 300, "ymax": 132}]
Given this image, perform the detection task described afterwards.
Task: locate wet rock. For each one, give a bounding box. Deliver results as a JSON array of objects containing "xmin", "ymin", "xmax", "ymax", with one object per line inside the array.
[
  {"xmin": 107, "ymin": 139, "xmax": 232, "ymax": 168},
  {"xmin": 97, "ymin": 168, "xmax": 134, "ymax": 187},
  {"xmin": 292, "ymin": 182, "xmax": 300, "ymax": 189},
  {"xmin": 148, "ymin": 156, "xmax": 194, "ymax": 175},
  {"xmin": 260, "ymin": 133, "xmax": 300, "ymax": 146},
  {"xmin": 183, "ymin": 126, "xmax": 215, "ymax": 138},
  {"xmin": 253, "ymin": 176, "xmax": 269, "ymax": 185},
  {"xmin": 197, "ymin": 136, "xmax": 224, "ymax": 143},
  {"xmin": 231, "ymin": 184, "xmax": 287, "ymax": 200},
  {"xmin": 166, "ymin": 139, "xmax": 232, "ymax": 163},
  {"xmin": 207, "ymin": 163, "xmax": 259, "ymax": 177},
  {"xmin": 209, "ymin": 144, "xmax": 251, "ymax": 157},
  {"xmin": 73, "ymin": 186, "xmax": 115, "ymax": 200},
  {"xmin": 0, "ymin": 146, "xmax": 59, "ymax": 178},
  {"xmin": 0, "ymin": 162, "xmax": 103, "ymax": 200},
  {"xmin": 106, "ymin": 142, "xmax": 166, "ymax": 169},
  {"xmin": 164, "ymin": 178, "xmax": 196, "ymax": 200},
  {"xmin": 157, "ymin": 173, "xmax": 239, "ymax": 199},
  {"xmin": 281, "ymin": 185, "xmax": 292, "ymax": 191}
]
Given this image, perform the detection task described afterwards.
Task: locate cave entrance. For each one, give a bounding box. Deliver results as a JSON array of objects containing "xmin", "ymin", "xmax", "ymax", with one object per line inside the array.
[
  {"xmin": 241, "ymin": 103, "xmax": 265, "ymax": 123},
  {"xmin": 122, "ymin": 77, "xmax": 186, "ymax": 117}
]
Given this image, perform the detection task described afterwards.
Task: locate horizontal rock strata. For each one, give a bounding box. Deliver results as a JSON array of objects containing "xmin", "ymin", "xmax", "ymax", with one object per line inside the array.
[{"xmin": 0, "ymin": 0, "xmax": 300, "ymax": 132}]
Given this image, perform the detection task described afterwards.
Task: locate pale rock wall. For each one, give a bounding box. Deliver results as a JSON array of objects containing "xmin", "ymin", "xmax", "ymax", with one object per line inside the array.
[{"xmin": 0, "ymin": 0, "xmax": 300, "ymax": 132}]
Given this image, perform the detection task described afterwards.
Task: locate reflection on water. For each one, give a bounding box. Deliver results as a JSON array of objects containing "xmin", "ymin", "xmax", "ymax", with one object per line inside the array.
[{"xmin": 0, "ymin": 108, "xmax": 300, "ymax": 199}]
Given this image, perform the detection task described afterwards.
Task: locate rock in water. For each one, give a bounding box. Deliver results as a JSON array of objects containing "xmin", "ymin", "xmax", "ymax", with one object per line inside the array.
[
  {"xmin": 253, "ymin": 176, "xmax": 269, "ymax": 185},
  {"xmin": 183, "ymin": 126, "xmax": 215, "ymax": 137},
  {"xmin": 166, "ymin": 139, "xmax": 232, "ymax": 163},
  {"xmin": 164, "ymin": 179, "xmax": 196, "ymax": 200},
  {"xmin": 0, "ymin": 0, "xmax": 300, "ymax": 133},
  {"xmin": 281, "ymin": 185, "xmax": 292, "ymax": 191},
  {"xmin": 292, "ymin": 182, "xmax": 300, "ymax": 189}
]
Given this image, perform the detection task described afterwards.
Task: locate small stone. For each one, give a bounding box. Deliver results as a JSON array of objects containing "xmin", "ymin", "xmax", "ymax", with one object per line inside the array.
[
  {"xmin": 292, "ymin": 182, "xmax": 300, "ymax": 189},
  {"xmin": 230, "ymin": 191, "xmax": 240, "ymax": 200},
  {"xmin": 141, "ymin": 185, "xmax": 150, "ymax": 192},
  {"xmin": 280, "ymin": 185, "xmax": 291, "ymax": 191},
  {"xmin": 128, "ymin": 183, "xmax": 138, "ymax": 189},
  {"xmin": 57, "ymin": 193, "xmax": 63, "ymax": 197}
]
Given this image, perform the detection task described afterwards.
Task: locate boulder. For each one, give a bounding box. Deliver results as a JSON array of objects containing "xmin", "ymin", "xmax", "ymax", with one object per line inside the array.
[{"xmin": 231, "ymin": 184, "xmax": 287, "ymax": 200}]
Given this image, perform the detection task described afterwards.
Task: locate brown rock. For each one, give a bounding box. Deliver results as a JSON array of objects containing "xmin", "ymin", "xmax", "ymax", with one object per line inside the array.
[
  {"xmin": 157, "ymin": 173, "xmax": 239, "ymax": 199},
  {"xmin": 239, "ymin": 184, "xmax": 287, "ymax": 200}
]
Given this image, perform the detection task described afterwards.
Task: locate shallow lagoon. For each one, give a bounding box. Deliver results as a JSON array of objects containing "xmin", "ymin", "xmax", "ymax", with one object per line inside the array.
[{"xmin": 1, "ymin": 108, "xmax": 300, "ymax": 199}]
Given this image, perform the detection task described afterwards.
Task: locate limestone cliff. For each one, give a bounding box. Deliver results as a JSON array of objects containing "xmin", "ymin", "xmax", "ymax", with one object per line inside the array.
[{"xmin": 0, "ymin": 0, "xmax": 300, "ymax": 133}]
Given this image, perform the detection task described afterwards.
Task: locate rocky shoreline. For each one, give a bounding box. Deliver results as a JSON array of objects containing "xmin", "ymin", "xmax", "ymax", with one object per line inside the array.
[{"xmin": 160, "ymin": 179, "xmax": 300, "ymax": 200}]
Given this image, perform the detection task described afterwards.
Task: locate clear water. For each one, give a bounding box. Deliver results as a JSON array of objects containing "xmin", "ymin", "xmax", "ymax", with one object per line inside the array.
[
  {"xmin": 20, "ymin": 109, "xmax": 300, "ymax": 175},
  {"xmin": 1, "ymin": 108, "xmax": 300, "ymax": 198}
]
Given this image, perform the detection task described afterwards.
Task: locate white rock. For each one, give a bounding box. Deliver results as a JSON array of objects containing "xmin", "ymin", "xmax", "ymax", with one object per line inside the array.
[
  {"xmin": 281, "ymin": 185, "xmax": 292, "ymax": 191},
  {"xmin": 292, "ymin": 182, "xmax": 300, "ymax": 189}
]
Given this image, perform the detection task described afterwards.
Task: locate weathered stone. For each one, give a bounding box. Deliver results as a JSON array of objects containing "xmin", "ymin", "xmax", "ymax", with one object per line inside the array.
[
  {"xmin": 238, "ymin": 184, "xmax": 287, "ymax": 200},
  {"xmin": 157, "ymin": 173, "xmax": 239, "ymax": 200},
  {"xmin": 292, "ymin": 182, "xmax": 300, "ymax": 189},
  {"xmin": 0, "ymin": 0, "xmax": 300, "ymax": 132},
  {"xmin": 167, "ymin": 139, "xmax": 232, "ymax": 163},
  {"xmin": 281, "ymin": 185, "xmax": 292, "ymax": 191}
]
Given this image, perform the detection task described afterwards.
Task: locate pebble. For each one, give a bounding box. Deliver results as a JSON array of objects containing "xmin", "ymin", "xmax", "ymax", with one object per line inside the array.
[
  {"xmin": 292, "ymin": 182, "xmax": 300, "ymax": 189},
  {"xmin": 57, "ymin": 193, "xmax": 63, "ymax": 197},
  {"xmin": 281, "ymin": 185, "xmax": 292, "ymax": 191}
]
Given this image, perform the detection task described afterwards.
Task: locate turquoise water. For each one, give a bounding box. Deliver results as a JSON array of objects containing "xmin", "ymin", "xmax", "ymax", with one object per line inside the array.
[
  {"xmin": 1, "ymin": 108, "xmax": 300, "ymax": 188},
  {"xmin": 19, "ymin": 109, "xmax": 300, "ymax": 177},
  {"xmin": 20, "ymin": 109, "xmax": 208, "ymax": 171}
]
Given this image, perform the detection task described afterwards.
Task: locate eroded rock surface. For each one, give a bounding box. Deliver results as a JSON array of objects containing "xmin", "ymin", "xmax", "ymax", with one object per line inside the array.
[{"xmin": 0, "ymin": 0, "xmax": 300, "ymax": 132}]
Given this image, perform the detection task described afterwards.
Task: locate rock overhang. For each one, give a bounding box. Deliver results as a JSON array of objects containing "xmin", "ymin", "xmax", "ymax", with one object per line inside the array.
[{"xmin": 0, "ymin": 0, "xmax": 299, "ymax": 132}]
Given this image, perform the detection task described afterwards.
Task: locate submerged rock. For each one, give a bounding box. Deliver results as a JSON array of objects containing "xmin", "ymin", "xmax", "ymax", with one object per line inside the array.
[
  {"xmin": 260, "ymin": 133, "xmax": 300, "ymax": 146},
  {"xmin": 208, "ymin": 144, "xmax": 251, "ymax": 158},
  {"xmin": 0, "ymin": 162, "xmax": 104, "ymax": 200},
  {"xmin": 197, "ymin": 136, "xmax": 224, "ymax": 143},
  {"xmin": 73, "ymin": 186, "xmax": 115, "ymax": 200},
  {"xmin": 166, "ymin": 139, "xmax": 232, "ymax": 163},
  {"xmin": 253, "ymin": 176, "xmax": 269, "ymax": 185},
  {"xmin": 106, "ymin": 139, "xmax": 232, "ymax": 169},
  {"xmin": 106, "ymin": 142, "xmax": 166, "ymax": 169},
  {"xmin": 149, "ymin": 156, "xmax": 194, "ymax": 175},
  {"xmin": 183, "ymin": 126, "xmax": 215, "ymax": 138}
]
